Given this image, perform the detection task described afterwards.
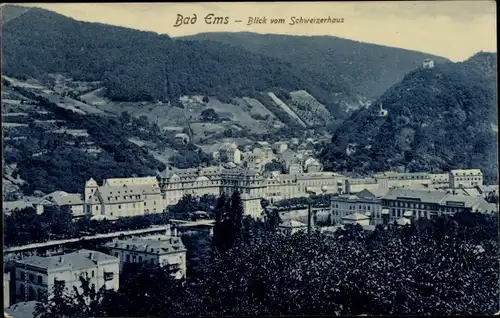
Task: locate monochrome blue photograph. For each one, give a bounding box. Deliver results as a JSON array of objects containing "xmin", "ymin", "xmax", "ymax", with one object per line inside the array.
[{"xmin": 1, "ymin": 1, "xmax": 498, "ymax": 317}]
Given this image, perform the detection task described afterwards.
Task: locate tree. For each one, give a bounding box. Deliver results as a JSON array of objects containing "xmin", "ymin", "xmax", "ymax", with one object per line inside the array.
[
  {"xmin": 228, "ymin": 191, "xmax": 244, "ymax": 240},
  {"xmin": 200, "ymin": 108, "xmax": 219, "ymax": 122},
  {"xmin": 213, "ymin": 194, "xmax": 229, "ymax": 254},
  {"xmin": 212, "ymin": 192, "xmax": 244, "ymax": 255},
  {"xmin": 264, "ymin": 160, "xmax": 286, "ymax": 173},
  {"xmin": 169, "ymin": 194, "xmax": 200, "ymax": 220},
  {"xmin": 261, "ymin": 199, "xmax": 281, "ymax": 231},
  {"xmin": 34, "ymin": 276, "xmax": 109, "ymax": 318},
  {"xmin": 120, "ymin": 111, "xmax": 131, "ymax": 123},
  {"xmin": 32, "ymin": 212, "xmax": 500, "ymax": 316}
]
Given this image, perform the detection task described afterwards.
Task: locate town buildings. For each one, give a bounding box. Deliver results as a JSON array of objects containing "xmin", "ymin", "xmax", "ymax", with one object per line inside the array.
[
  {"xmin": 158, "ymin": 166, "xmax": 267, "ymax": 207},
  {"xmin": 330, "ymin": 194, "xmax": 383, "ymax": 226},
  {"xmin": 449, "ymin": 169, "xmax": 483, "ymax": 189},
  {"xmin": 84, "ymin": 176, "xmax": 164, "ymax": 219},
  {"xmin": 265, "ymin": 171, "xmax": 346, "ymax": 202},
  {"xmin": 104, "ymin": 235, "xmax": 187, "ymax": 279},
  {"xmin": 219, "ymin": 143, "xmax": 242, "ymax": 164},
  {"xmin": 347, "ymin": 170, "xmax": 484, "ymax": 195},
  {"xmin": 381, "ymin": 188, "xmax": 492, "ymax": 224},
  {"xmin": 373, "ymin": 172, "xmax": 434, "ymax": 189},
  {"xmin": 158, "ymin": 165, "xmax": 346, "ymax": 209},
  {"xmin": 11, "ymin": 249, "xmax": 119, "ymax": 302}
]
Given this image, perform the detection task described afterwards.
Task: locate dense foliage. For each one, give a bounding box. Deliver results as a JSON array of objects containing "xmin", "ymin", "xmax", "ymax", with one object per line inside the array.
[
  {"xmin": 212, "ymin": 192, "xmax": 244, "ymax": 255},
  {"xmin": 182, "ymin": 32, "xmax": 450, "ymax": 100},
  {"xmin": 321, "ymin": 53, "xmax": 498, "ymax": 182},
  {"xmin": 274, "ymin": 194, "xmax": 331, "ymax": 208},
  {"xmin": 3, "ymin": 6, "xmax": 346, "ymax": 107},
  {"xmin": 168, "ymin": 194, "xmax": 218, "ymax": 220},
  {"xmin": 33, "ymin": 211, "xmax": 498, "ymax": 316}
]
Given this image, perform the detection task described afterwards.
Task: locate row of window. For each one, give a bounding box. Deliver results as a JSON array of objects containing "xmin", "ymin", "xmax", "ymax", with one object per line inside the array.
[
  {"xmin": 331, "ymin": 203, "xmax": 374, "ymax": 211},
  {"xmin": 124, "ymin": 253, "xmax": 152, "ymax": 264},
  {"xmin": 454, "ymin": 177, "xmax": 481, "ymax": 181},
  {"xmin": 382, "ymin": 175, "xmax": 430, "ymax": 180},
  {"xmin": 387, "ymin": 201, "xmax": 431, "ymax": 209}
]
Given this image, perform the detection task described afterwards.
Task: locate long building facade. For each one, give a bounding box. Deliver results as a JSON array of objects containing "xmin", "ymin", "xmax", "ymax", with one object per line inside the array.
[
  {"xmin": 381, "ymin": 188, "xmax": 491, "ymax": 224},
  {"xmin": 158, "ymin": 166, "xmax": 346, "ymax": 206},
  {"xmin": 83, "ymin": 168, "xmax": 487, "ymax": 220}
]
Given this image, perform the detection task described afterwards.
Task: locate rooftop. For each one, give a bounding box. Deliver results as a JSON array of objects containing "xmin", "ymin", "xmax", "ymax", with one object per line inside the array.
[
  {"xmin": 450, "ymin": 169, "xmax": 482, "ymax": 176},
  {"xmin": 40, "ymin": 191, "xmax": 83, "ymax": 206},
  {"xmin": 396, "ymin": 218, "xmax": 411, "ymax": 226},
  {"xmin": 357, "ymin": 187, "xmax": 389, "ymax": 199},
  {"xmin": 383, "ymin": 188, "xmax": 450, "ymax": 204},
  {"xmin": 280, "ymin": 220, "xmax": 308, "ymax": 228},
  {"xmin": 105, "ymin": 236, "xmax": 186, "ymax": 255},
  {"xmin": 14, "ymin": 249, "xmax": 118, "ymax": 272},
  {"xmin": 6, "ymin": 301, "xmax": 38, "ymax": 318},
  {"xmin": 342, "ymin": 212, "xmax": 370, "ymax": 221}
]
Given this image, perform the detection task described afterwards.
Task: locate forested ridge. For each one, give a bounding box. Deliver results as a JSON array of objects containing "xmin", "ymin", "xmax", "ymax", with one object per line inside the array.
[
  {"xmin": 320, "ymin": 52, "xmax": 498, "ymax": 182},
  {"xmin": 181, "ymin": 32, "xmax": 451, "ymax": 99},
  {"xmin": 2, "ymin": 5, "xmax": 349, "ymax": 112},
  {"xmin": 3, "ymin": 87, "xmax": 169, "ymax": 195}
]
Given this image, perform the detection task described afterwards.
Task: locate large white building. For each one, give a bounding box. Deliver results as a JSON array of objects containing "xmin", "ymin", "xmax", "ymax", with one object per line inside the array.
[
  {"xmin": 241, "ymin": 193, "xmax": 263, "ymax": 219},
  {"xmin": 12, "ymin": 250, "xmax": 119, "ymax": 303},
  {"xmin": 104, "ymin": 235, "xmax": 187, "ymax": 279},
  {"xmin": 84, "ymin": 176, "xmax": 164, "ymax": 219},
  {"xmin": 449, "ymin": 169, "xmax": 483, "ymax": 189},
  {"xmin": 158, "ymin": 166, "xmax": 347, "ymax": 217},
  {"xmin": 158, "ymin": 166, "xmax": 267, "ymax": 207},
  {"xmin": 381, "ymin": 187, "xmax": 492, "ymax": 224},
  {"xmin": 265, "ymin": 171, "xmax": 346, "ymax": 202},
  {"xmin": 373, "ymin": 172, "xmax": 434, "ymax": 189},
  {"xmin": 330, "ymin": 194, "xmax": 383, "ymax": 226}
]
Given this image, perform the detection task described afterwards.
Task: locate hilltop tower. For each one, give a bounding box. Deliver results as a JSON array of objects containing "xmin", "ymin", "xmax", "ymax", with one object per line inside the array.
[
  {"xmin": 378, "ymin": 103, "xmax": 388, "ymax": 117},
  {"xmin": 422, "ymin": 58, "xmax": 434, "ymax": 69}
]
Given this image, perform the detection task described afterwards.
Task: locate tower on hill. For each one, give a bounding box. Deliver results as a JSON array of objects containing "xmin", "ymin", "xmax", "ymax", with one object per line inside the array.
[{"xmin": 422, "ymin": 58, "xmax": 435, "ymax": 69}]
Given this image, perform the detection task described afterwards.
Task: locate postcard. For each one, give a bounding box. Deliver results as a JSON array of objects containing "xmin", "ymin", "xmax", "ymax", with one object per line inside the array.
[{"xmin": 1, "ymin": 1, "xmax": 498, "ymax": 317}]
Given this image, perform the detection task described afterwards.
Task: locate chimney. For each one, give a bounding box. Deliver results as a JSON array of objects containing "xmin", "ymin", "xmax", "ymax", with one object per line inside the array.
[
  {"xmin": 59, "ymin": 256, "xmax": 64, "ymax": 263},
  {"xmin": 173, "ymin": 228, "xmax": 178, "ymax": 237}
]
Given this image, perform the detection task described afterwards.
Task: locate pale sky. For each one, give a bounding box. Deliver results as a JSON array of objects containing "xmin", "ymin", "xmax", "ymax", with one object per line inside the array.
[{"xmin": 9, "ymin": 1, "xmax": 497, "ymax": 62}]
